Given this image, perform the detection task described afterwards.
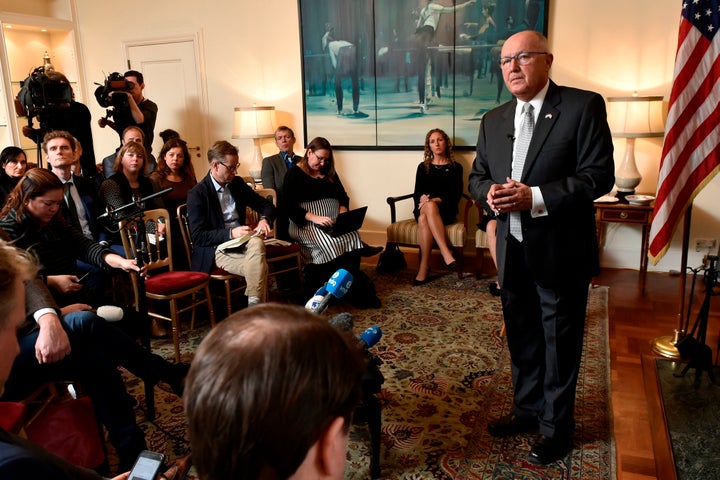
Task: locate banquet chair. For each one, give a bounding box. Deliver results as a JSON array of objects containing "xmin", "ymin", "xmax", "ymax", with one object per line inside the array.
[
  {"xmin": 119, "ymin": 208, "xmax": 215, "ymax": 362},
  {"xmin": 385, "ymin": 193, "xmax": 478, "ymax": 278},
  {"xmin": 177, "ymin": 203, "xmax": 247, "ymax": 318}
]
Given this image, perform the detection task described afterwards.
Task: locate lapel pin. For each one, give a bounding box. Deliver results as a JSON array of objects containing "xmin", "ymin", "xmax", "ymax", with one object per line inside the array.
[{"xmin": 545, "ymin": 113, "xmax": 553, "ymax": 119}]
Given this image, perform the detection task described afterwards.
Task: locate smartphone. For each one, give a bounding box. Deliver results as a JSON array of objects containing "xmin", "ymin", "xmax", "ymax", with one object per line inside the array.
[
  {"xmin": 74, "ymin": 271, "xmax": 91, "ymax": 284},
  {"xmin": 128, "ymin": 450, "xmax": 165, "ymax": 480}
]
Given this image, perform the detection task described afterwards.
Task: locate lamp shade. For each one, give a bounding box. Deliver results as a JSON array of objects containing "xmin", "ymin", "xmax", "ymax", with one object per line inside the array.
[
  {"xmin": 606, "ymin": 96, "xmax": 665, "ymax": 138},
  {"xmin": 232, "ymin": 106, "xmax": 276, "ymax": 139}
]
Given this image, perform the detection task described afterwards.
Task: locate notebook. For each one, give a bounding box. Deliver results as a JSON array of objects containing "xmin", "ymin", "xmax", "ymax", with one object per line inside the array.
[{"xmin": 319, "ymin": 206, "xmax": 367, "ymax": 237}]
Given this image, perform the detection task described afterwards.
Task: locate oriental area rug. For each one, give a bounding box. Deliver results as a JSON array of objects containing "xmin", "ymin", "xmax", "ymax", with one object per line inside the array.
[{"xmin": 116, "ymin": 268, "xmax": 614, "ymax": 480}]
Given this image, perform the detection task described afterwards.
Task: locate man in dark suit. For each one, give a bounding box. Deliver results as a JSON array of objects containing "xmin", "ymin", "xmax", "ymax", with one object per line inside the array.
[
  {"xmin": 468, "ymin": 30, "xmax": 614, "ymax": 465},
  {"xmin": 187, "ymin": 140, "xmax": 275, "ymax": 307},
  {"xmin": 261, "ymin": 126, "xmax": 298, "ymax": 192}
]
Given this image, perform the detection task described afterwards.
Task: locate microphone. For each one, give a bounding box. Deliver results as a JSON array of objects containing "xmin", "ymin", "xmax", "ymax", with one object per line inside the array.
[
  {"xmin": 506, "ymin": 133, "xmax": 515, "ymax": 141},
  {"xmin": 306, "ymin": 269, "xmax": 354, "ymax": 314},
  {"xmin": 305, "ymin": 284, "xmax": 328, "ymax": 312},
  {"xmin": 359, "ymin": 325, "xmax": 382, "ymax": 349},
  {"xmin": 328, "ymin": 312, "xmax": 354, "ymax": 333}
]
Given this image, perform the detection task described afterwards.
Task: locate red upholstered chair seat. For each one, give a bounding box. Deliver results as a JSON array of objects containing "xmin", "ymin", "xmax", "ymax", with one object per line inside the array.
[
  {"xmin": 0, "ymin": 402, "xmax": 27, "ymax": 433},
  {"xmin": 145, "ymin": 271, "xmax": 210, "ymax": 296}
]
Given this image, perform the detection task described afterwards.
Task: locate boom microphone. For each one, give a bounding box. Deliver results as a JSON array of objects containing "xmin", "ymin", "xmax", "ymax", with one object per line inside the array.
[
  {"xmin": 328, "ymin": 312, "xmax": 354, "ymax": 332},
  {"xmin": 307, "ymin": 269, "xmax": 354, "ymax": 314}
]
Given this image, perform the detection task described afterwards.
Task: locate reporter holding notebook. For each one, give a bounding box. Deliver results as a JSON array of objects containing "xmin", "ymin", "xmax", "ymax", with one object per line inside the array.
[{"xmin": 281, "ymin": 137, "xmax": 380, "ymax": 307}]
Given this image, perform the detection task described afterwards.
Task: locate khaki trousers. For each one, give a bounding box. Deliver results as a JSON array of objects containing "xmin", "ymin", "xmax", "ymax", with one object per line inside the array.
[{"xmin": 214, "ymin": 236, "xmax": 268, "ymax": 301}]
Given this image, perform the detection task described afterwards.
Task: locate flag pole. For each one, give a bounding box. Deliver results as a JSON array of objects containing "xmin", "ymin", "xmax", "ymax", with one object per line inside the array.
[{"xmin": 651, "ymin": 203, "xmax": 692, "ymax": 359}]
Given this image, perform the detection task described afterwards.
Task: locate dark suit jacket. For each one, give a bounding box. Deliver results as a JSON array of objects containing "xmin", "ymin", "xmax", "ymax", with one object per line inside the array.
[
  {"xmin": 468, "ymin": 81, "xmax": 615, "ymax": 288},
  {"xmin": 261, "ymin": 153, "xmax": 298, "ymax": 191},
  {"xmin": 186, "ymin": 172, "xmax": 276, "ymax": 273},
  {"xmin": 60, "ymin": 173, "xmax": 106, "ymax": 242}
]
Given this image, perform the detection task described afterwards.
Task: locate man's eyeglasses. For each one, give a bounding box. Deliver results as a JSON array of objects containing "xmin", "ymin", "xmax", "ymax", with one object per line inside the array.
[
  {"xmin": 499, "ymin": 51, "xmax": 548, "ymax": 68},
  {"xmin": 217, "ymin": 161, "xmax": 241, "ymax": 173}
]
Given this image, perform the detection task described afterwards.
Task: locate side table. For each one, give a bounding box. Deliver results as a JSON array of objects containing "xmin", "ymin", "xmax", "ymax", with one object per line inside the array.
[{"xmin": 594, "ymin": 200, "xmax": 654, "ymax": 293}]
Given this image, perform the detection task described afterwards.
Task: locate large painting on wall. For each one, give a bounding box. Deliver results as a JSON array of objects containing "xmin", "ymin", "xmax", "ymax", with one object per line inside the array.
[{"xmin": 299, "ymin": 0, "xmax": 548, "ymax": 149}]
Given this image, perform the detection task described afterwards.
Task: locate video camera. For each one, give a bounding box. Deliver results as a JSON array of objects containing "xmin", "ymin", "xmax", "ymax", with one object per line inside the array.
[
  {"xmin": 16, "ymin": 66, "xmax": 73, "ymax": 121},
  {"xmin": 94, "ymin": 72, "xmax": 135, "ymax": 111}
]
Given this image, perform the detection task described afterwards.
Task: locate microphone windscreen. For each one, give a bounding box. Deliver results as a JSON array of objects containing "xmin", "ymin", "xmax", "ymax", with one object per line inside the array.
[
  {"xmin": 359, "ymin": 326, "xmax": 382, "ymax": 348},
  {"xmin": 325, "ymin": 269, "xmax": 354, "ymax": 299},
  {"xmin": 96, "ymin": 305, "xmax": 124, "ymax": 322},
  {"xmin": 328, "ymin": 312, "xmax": 354, "ymax": 332}
]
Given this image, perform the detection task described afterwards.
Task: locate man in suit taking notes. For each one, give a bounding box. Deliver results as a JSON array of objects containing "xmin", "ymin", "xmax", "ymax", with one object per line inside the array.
[{"xmin": 468, "ymin": 30, "xmax": 614, "ymax": 465}]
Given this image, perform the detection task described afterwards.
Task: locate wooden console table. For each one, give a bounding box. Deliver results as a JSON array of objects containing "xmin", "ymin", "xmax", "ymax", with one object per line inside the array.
[{"xmin": 594, "ymin": 199, "xmax": 654, "ymax": 293}]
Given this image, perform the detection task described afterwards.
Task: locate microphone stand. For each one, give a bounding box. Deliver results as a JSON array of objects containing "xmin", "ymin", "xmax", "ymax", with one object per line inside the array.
[{"xmin": 98, "ymin": 187, "xmax": 172, "ymax": 419}]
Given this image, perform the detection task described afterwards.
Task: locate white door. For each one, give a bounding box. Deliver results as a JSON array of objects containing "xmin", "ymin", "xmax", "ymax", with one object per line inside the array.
[{"xmin": 126, "ymin": 37, "xmax": 208, "ymax": 179}]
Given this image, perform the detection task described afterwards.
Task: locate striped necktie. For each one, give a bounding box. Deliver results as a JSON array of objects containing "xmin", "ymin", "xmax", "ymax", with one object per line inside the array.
[{"xmin": 510, "ymin": 103, "xmax": 534, "ymax": 241}]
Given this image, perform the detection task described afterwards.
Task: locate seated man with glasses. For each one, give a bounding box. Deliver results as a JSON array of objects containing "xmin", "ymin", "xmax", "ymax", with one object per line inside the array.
[{"xmin": 187, "ymin": 141, "xmax": 276, "ymax": 307}]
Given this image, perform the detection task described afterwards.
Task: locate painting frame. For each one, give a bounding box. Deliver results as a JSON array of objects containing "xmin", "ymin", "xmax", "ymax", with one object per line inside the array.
[{"xmin": 298, "ymin": 0, "xmax": 549, "ymax": 150}]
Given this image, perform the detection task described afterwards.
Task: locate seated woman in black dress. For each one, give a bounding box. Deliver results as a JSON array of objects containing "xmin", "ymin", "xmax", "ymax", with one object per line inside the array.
[
  {"xmin": 282, "ymin": 136, "xmax": 379, "ymax": 307},
  {"xmin": 412, "ymin": 128, "xmax": 464, "ymax": 285}
]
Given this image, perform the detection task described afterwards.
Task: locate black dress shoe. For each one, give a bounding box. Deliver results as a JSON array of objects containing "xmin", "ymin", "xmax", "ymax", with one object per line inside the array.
[
  {"xmin": 488, "ymin": 282, "xmax": 501, "ymax": 297},
  {"xmin": 487, "ymin": 413, "xmax": 538, "ymax": 437},
  {"xmin": 527, "ymin": 434, "xmax": 573, "ymax": 465},
  {"xmin": 359, "ymin": 243, "xmax": 384, "ymax": 257}
]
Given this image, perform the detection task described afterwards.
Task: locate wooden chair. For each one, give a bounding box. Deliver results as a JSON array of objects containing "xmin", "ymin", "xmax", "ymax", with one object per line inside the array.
[
  {"xmin": 476, "ymin": 228, "xmax": 490, "ymax": 278},
  {"xmin": 245, "ymin": 188, "xmax": 303, "ymax": 293},
  {"xmin": 177, "ymin": 203, "xmax": 247, "ymax": 318},
  {"xmin": 119, "ymin": 208, "xmax": 215, "ymax": 362},
  {"xmin": 385, "ymin": 193, "xmax": 478, "ymax": 278}
]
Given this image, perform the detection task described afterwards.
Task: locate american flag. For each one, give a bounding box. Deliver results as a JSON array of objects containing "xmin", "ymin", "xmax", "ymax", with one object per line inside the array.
[{"xmin": 648, "ymin": 0, "xmax": 720, "ymax": 264}]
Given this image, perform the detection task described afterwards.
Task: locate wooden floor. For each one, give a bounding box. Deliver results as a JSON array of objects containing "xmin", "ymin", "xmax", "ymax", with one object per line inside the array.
[{"xmin": 598, "ymin": 267, "xmax": 719, "ymax": 480}]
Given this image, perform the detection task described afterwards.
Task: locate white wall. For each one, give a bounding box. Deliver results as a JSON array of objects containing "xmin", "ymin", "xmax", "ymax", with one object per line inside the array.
[{"xmin": 71, "ymin": 0, "xmax": 719, "ymax": 273}]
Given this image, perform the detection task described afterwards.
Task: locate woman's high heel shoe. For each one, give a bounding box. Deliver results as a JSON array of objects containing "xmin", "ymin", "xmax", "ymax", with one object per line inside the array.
[{"xmin": 413, "ymin": 268, "xmax": 431, "ymax": 286}]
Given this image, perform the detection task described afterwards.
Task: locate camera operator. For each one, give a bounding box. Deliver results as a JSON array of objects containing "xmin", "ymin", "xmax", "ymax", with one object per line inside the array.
[
  {"xmin": 97, "ymin": 70, "xmax": 157, "ymax": 171},
  {"xmin": 20, "ymin": 71, "xmax": 98, "ymax": 183}
]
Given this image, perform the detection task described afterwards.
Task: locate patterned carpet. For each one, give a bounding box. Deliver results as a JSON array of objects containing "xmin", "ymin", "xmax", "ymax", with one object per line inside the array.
[{"xmin": 119, "ymin": 268, "xmax": 613, "ymax": 479}]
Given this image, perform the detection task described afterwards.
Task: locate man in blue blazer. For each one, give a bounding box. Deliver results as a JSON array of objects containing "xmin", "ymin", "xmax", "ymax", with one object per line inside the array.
[
  {"xmin": 187, "ymin": 141, "xmax": 275, "ymax": 307},
  {"xmin": 468, "ymin": 30, "xmax": 614, "ymax": 465}
]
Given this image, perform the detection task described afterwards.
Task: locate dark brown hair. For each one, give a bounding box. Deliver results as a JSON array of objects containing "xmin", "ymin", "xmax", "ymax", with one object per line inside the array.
[
  {"xmin": 298, "ymin": 136, "xmax": 338, "ymax": 182},
  {"xmin": 0, "ymin": 168, "xmax": 63, "ymax": 220},
  {"xmin": 155, "ymin": 138, "xmax": 196, "ymax": 180},
  {"xmin": 184, "ymin": 303, "xmax": 364, "ymax": 480}
]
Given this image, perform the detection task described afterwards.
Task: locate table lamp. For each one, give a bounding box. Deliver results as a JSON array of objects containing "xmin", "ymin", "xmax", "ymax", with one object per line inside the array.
[
  {"xmin": 232, "ymin": 106, "xmax": 277, "ymax": 183},
  {"xmin": 606, "ymin": 95, "xmax": 665, "ymax": 195}
]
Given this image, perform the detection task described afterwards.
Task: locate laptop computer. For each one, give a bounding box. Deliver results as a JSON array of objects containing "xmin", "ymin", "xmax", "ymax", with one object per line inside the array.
[{"xmin": 319, "ymin": 206, "xmax": 368, "ymax": 237}]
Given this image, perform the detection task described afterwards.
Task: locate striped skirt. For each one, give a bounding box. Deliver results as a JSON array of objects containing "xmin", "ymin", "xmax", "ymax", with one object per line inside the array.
[{"xmin": 289, "ymin": 198, "xmax": 363, "ymax": 265}]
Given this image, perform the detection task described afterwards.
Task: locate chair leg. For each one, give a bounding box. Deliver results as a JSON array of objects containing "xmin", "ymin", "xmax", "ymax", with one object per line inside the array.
[
  {"xmin": 169, "ymin": 299, "xmax": 181, "ymax": 363},
  {"xmin": 453, "ymin": 246, "xmax": 464, "ymax": 279},
  {"xmin": 224, "ymin": 279, "xmax": 232, "ymax": 318},
  {"xmin": 205, "ymin": 285, "xmax": 216, "ymax": 327}
]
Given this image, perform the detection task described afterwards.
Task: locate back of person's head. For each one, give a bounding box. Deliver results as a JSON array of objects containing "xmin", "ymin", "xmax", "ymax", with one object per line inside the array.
[
  {"xmin": 0, "ymin": 240, "xmax": 38, "ymax": 327},
  {"xmin": 113, "ymin": 141, "xmax": 148, "ymax": 176},
  {"xmin": 0, "ymin": 168, "xmax": 63, "ymax": 219},
  {"xmin": 41, "ymin": 130, "xmax": 76, "ymax": 154},
  {"xmin": 159, "ymin": 129, "xmax": 181, "ymax": 144},
  {"xmin": 206, "ymin": 140, "xmax": 238, "ymax": 164},
  {"xmin": 184, "ymin": 303, "xmax": 365, "ymax": 480},
  {"xmin": 1, "ymin": 146, "xmax": 25, "ymax": 168},
  {"xmin": 301, "ymin": 136, "xmax": 338, "ymax": 181}
]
